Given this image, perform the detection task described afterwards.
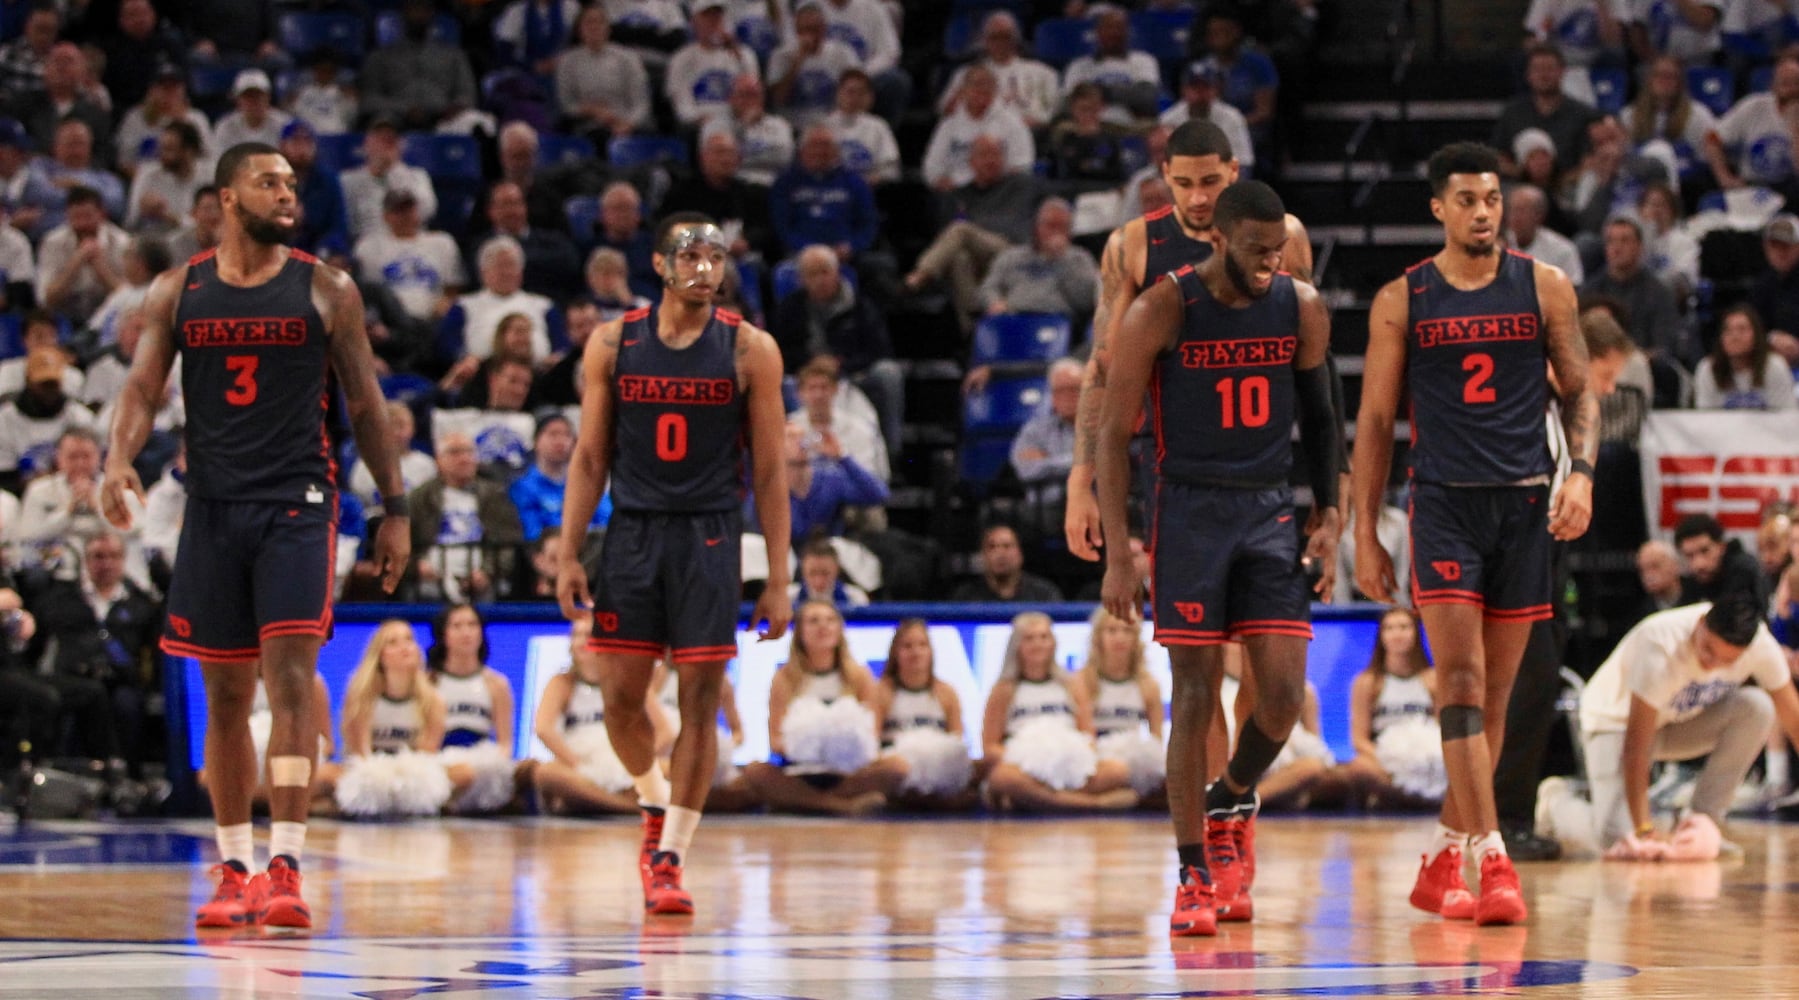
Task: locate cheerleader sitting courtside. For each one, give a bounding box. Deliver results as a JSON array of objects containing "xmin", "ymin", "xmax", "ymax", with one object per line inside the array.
[
  {"xmin": 429, "ymin": 603, "xmax": 532, "ymax": 814},
  {"xmin": 1083, "ymin": 606, "xmax": 1168, "ymax": 802},
  {"xmin": 742, "ymin": 600, "xmax": 889, "ymax": 815},
  {"xmin": 335, "ymin": 621, "xmax": 453, "ymax": 818},
  {"xmin": 872, "ymin": 619, "xmax": 977, "ymax": 809},
  {"xmin": 534, "ymin": 618, "xmax": 672, "ymax": 815},
  {"xmin": 1331, "ymin": 607, "xmax": 1445, "ymax": 810},
  {"xmin": 197, "ymin": 674, "xmax": 340, "ymax": 816},
  {"xmin": 984, "ymin": 612, "xmax": 1138, "ymax": 812}
]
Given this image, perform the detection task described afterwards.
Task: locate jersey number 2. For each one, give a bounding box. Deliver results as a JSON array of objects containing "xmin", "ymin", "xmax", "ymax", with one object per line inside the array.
[
  {"xmin": 225, "ymin": 355, "xmax": 259, "ymax": 406},
  {"xmin": 1462, "ymin": 353, "xmax": 1496, "ymax": 404},
  {"xmin": 1215, "ymin": 376, "xmax": 1269, "ymax": 429},
  {"xmin": 656, "ymin": 413, "xmax": 688, "ymax": 461}
]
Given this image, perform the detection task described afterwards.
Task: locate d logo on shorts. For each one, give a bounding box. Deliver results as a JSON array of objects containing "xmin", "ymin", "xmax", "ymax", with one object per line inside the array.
[
  {"xmin": 1430, "ymin": 560, "xmax": 1462, "ymax": 582},
  {"xmin": 1173, "ymin": 602, "xmax": 1206, "ymax": 624},
  {"xmin": 169, "ymin": 614, "xmax": 192, "ymax": 638},
  {"xmin": 596, "ymin": 613, "xmax": 620, "ymax": 632}
]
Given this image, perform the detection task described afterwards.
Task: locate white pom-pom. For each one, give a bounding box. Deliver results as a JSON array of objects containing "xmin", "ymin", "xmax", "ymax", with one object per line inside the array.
[
  {"xmin": 440, "ymin": 741, "xmax": 517, "ymax": 813},
  {"xmin": 1271, "ymin": 726, "xmax": 1337, "ymax": 772},
  {"xmin": 249, "ymin": 710, "xmax": 272, "ymax": 775},
  {"xmin": 1096, "ymin": 730, "xmax": 1166, "ymax": 795},
  {"xmin": 1375, "ymin": 717, "xmax": 1448, "ymax": 801},
  {"xmin": 781, "ymin": 697, "xmax": 878, "ymax": 773},
  {"xmin": 889, "ymin": 728, "xmax": 974, "ymax": 796},
  {"xmin": 566, "ymin": 727, "xmax": 635, "ymax": 792},
  {"xmin": 1004, "ymin": 718, "xmax": 1098, "ymax": 791},
  {"xmin": 334, "ymin": 755, "xmax": 393, "ymax": 817},
  {"xmin": 387, "ymin": 749, "xmax": 453, "ymax": 816}
]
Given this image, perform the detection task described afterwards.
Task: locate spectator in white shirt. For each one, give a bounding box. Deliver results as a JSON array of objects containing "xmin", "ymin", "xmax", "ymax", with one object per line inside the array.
[
  {"xmin": 14, "ymin": 426, "xmax": 144, "ymax": 583},
  {"xmin": 555, "ymin": 3, "xmax": 652, "ymax": 139},
  {"xmin": 85, "ymin": 236, "xmax": 169, "ymax": 349},
  {"xmin": 443, "ymin": 236, "xmax": 557, "ymax": 362},
  {"xmin": 287, "ymin": 51, "xmax": 358, "ymax": 136},
  {"xmin": 112, "ymin": 60, "xmax": 212, "ymax": 175},
  {"xmin": 826, "ymin": 68, "xmax": 900, "ymax": 186},
  {"xmin": 124, "ymin": 120, "xmax": 208, "ymax": 234},
  {"xmin": 1693, "ymin": 304, "xmax": 1797, "ymax": 410},
  {"xmin": 339, "ymin": 116, "xmax": 439, "ymax": 243},
  {"xmin": 1636, "ymin": 181, "xmax": 1698, "ymax": 299},
  {"xmin": 36, "ymin": 186, "xmax": 128, "ymax": 328},
  {"xmin": 0, "ymin": 311, "xmax": 83, "ymax": 400},
  {"xmin": 0, "ymin": 200, "xmax": 36, "ymax": 307},
  {"xmin": 1061, "ymin": 6, "xmax": 1161, "ymax": 121},
  {"xmin": 1705, "ymin": 52, "xmax": 1799, "ymax": 192},
  {"xmin": 700, "ymin": 74, "xmax": 794, "ymax": 187},
  {"xmin": 354, "ymin": 188, "xmax": 466, "ymax": 323},
  {"xmin": 789, "ymin": 356, "xmax": 888, "ymax": 483},
  {"xmin": 769, "ymin": 1, "xmax": 859, "ymax": 131},
  {"xmin": 0, "ymin": 348, "xmax": 96, "ymax": 487},
  {"xmin": 349, "ymin": 400, "xmax": 439, "ymax": 512},
  {"xmin": 816, "ymin": 0, "xmax": 909, "ymax": 123},
  {"xmin": 210, "ymin": 69, "xmax": 292, "ymax": 152},
  {"xmin": 665, "ymin": 0, "xmax": 760, "ymax": 128},
  {"xmin": 1158, "ymin": 59, "xmax": 1255, "ymax": 176},
  {"xmin": 1626, "ymin": 0, "xmax": 1721, "ymax": 65},
  {"xmin": 1505, "ymin": 183, "xmax": 1583, "ymax": 284},
  {"xmin": 939, "ymin": 10, "xmax": 1060, "ymax": 130},
  {"xmin": 921, "ymin": 65, "xmax": 1035, "ymax": 191}
]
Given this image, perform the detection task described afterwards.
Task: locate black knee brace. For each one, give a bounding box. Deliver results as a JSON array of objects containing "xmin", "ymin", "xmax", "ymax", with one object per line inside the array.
[{"xmin": 1439, "ymin": 704, "xmax": 1484, "ymax": 740}]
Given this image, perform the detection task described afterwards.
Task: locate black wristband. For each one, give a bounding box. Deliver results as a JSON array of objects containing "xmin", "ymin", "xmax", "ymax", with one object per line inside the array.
[
  {"xmin": 1568, "ymin": 457, "xmax": 1594, "ymax": 479},
  {"xmin": 382, "ymin": 492, "xmax": 410, "ymax": 518}
]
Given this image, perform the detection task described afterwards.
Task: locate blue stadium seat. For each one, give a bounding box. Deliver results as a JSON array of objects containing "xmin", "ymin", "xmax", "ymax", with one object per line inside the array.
[
  {"xmin": 1130, "ymin": 9, "xmax": 1191, "ymax": 65},
  {"xmin": 373, "ymin": 10, "xmax": 460, "ymax": 48},
  {"xmin": 1751, "ymin": 65, "xmax": 1774, "ymax": 94},
  {"xmin": 963, "ymin": 375, "xmax": 1048, "ymax": 434},
  {"xmin": 379, "ymin": 372, "xmax": 436, "ymax": 402},
  {"xmin": 537, "ymin": 133, "xmax": 595, "ymax": 168},
  {"xmin": 958, "ymin": 432, "xmax": 1014, "ymax": 484},
  {"xmin": 971, "ymin": 314, "xmax": 1072, "ymax": 367},
  {"xmin": 564, "ymin": 194, "xmax": 600, "ymax": 240},
  {"xmin": 276, "ymin": 12, "xmax": 365, "ymax": 61},
  {"xmin": 944, "ymin": 9, "xmax": 984, "ymax": 60},
  {"xmin": 188, "ymin": 62, "xmax": 242, "ymax": 103},
  {"xmin": 0, "ymin": 314, "xmax": 21, "ymax": 360},
  {"xmin": 402, "ymin": 133, "xmax": 481, "ymax": 179},
  {"xmin": 608, "ymin": 134, "xmax": 689, "ymax": 170},
  {"xmin": 771, "ymin": 258, "xmax": 857, "ymax": 304},
  {"xmin": 1033, "ymin": 17, "xmax": 1096, "ymax": 68},
  {"xmin": 312, "ymin": 132, "xmax": 365, "ymax": 175},
  {"xmin": 1687, "ymin": 66, "xmax": 1733, "ymax": 117},
  {"xmin": 1587, "ymin": 67, "xmax": 1627, "ymax": 115}
]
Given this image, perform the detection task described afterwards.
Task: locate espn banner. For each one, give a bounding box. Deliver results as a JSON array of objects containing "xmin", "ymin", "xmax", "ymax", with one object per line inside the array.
[{"xmin": 1639, "ymin": 411, "xmax": 1799, "ymax": 545}]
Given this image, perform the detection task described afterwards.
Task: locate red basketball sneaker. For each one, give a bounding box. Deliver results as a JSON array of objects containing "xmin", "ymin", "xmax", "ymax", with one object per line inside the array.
[
  {"xmin": 1474, "ymin": 852, "xmax": 1528, "ymax": 926},
  {"xmin": 644, "ymin": 851, "xmax": 695, "ymax": 916},
  {"xmin": 639, "ymin": 806, "xmax": 666, "ymax": 892},
  {"xmin": 1409, "ymin": 845, "xmax": 1476, "ymax": 920},
  {"xmin": 259, "ymin": 856, "xmax": 311, "ymax": 929},
  {"xmin": 1218, "ymin": 795, "xmax": 1259, "ymax": 922},
  {"xmin": 1205, "ymin": 810, "xmax": 1246, "ymax": 920},
  {"xmin": 195, "ymin": 862, "xmax": 257, "ymax": 928},
  {"xmin": 1170, "ymin": 866, "xmax": 1218, "ymax": 937}
]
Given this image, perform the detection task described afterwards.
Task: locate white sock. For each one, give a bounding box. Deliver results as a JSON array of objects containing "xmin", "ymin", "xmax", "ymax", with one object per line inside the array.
[
  {"xmin": 268, "ymin": 821, "xmax": 306, "ymax": 865},
  {"xmin": 1427, "ymin": 823, "xmax": 1465, "ymax": 863},
  {"xmin": 216, "ymin": 823, "xmax": 254, "ymax": 870},
  {"xmin": 657, "ymin": 805, "xmax": 702, "ymax": 861},
  {"xmin": 633, "ymin": 768, "xmax": 671, "ymax": 810},
  {"xmin": 1470, "ymin": 830, "xmax": 1506, "ymax": 861},
  {"xmin": 1769, "ymin": 749, "xmax": 1790, "ymax": 788}
]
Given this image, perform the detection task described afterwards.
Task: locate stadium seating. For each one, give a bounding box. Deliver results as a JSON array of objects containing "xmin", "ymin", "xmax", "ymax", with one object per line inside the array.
[
  {"xmin": 276, "ymin": 12, "xmax": 365, "ymax": 62},
  {"xmin": 607, "ymin": 135, "xmax": 691, "ymax": 171},
  {"xmin": 1687, "ymin": 66, "xmax": 1734, "ymax": 117},
  {"xmin": 1033, "ymin": 17, "xmax": 1097, "ymax": 68},
  {"xmin": 537, "ymin": 134, "xmax": 596, "ymax": 168},
  {"xmin": 1588, "ymin": 67, "xmax": 1628, "ymax": 116},
  {"xmin": 970, "ymin": 313, "xmax": 1072, "ymax": 368}
]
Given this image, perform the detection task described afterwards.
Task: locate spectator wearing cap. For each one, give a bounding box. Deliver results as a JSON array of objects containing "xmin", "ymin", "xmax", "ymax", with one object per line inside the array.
[
  {"xmin": 921, "ymin": 64, "xmax": 1035, "ymax": 191},
  {"xmin": 770, "ymin": 124, "xmax": 878, "ymax": 261},
  {"xmin": 474, "ymin": 178, "xmax": 583, "ymax": 303},
  {"xmin": 125, "ymin": 121, "xmax": 208, "ymax": 234},
  {"xmin": 0, "ymin": 347, "xmax": 96, "ymax": 491},
  {"xmin": 1158, "ymin": 60, "xmax": 1255, "ymax": 175},
  {"xmin": 1196, "ymin": 11, "xmax": 1278, "ymax": 147},
  {"xmin": 1580, "ymin": 214, "xmax": 1694, "ymax": 364},
  {"xmin": 826, "ymin": 68, "xmax": 900, "ymax": 187},
  {"xmin": 1505, "ymin": 183, "xmax": 1583, "ymax": 284},
  {"xmin": 1704, "ymin": 52, "xmax": 1799, "ymax": 196},
  {"xmin": 339, "ymin": 117, "xmax": 439, "ymax": 243},
  {"xmin": 1060, "ymin": 6, "xmax": 1161, "ymax": 123},
  {"xmin": 278, "ymin": 121, "xmax": 348, "ymax": 257},
  {"xmin": 814, "ymin": 0, "xmax": 909, "ymax": 124},
  {"xmin": 978, "ymin": 199, "xmax": 1097, "ymax": 321},
  {"xmin": 114, "ymin": 61, "xmax": 212, "ymax": 176},
  {"xmin": 286, "ymin": 51, "xmax": 357, "ymax": 136},
  {"xmin": 210, "ymin": 69, "xmax": 292, "ymax": 152},
  {"xmin": 354, "ymin": 188, "xmax": 467, "ymax": 324},
  {"xmin": 666, "ymin": 0, "xmax": 760, "ymax": 128},
  {"xmin": 0, "ymin": 4, "xmax": 59, "ymax": 108},
  {"xmin": 508, "ymin": 411, "xmax": 612, "ymax": 543},
  {"xmin": 662, "ymin": 130, "xmax": 778, "ymax": 263},
  {"xmin": 98, "ymin": 0, "xmax": 188, "ymax": 116},
  {"xmin": 555, "ymin": 4, "xmax": 652, "ymax": 141},
  {"xmin": 938, "ymin": 10, "xmax": 1059, "ymax": 130},
  {"xmin": 702, "ymin": 74, "xmax": 794, "ymax": 188},
  {"xmin": 768, "ymin": 1, "xmax": 860, "ymax": 132},
  {"xmin": 1751, "ymin": 212, "xmax": 1799, "ymax": 366},
  {"xmin": 17, "ymin": 42, "xmax": 113, "ymax": 166},
  {"xmin": 37, "ymin": 186, "xmax": 128, "ymax": 328},
  {"xmin": 359, "ymin": 0, "xmax": 479, "ymax": 131},
  {"xmin": 1491, "ymin": 43, "xmax": 1601, "ymax": 176},
  {"xmin": 495, "ymin": 0, "xmax": 582, "ymax": 74}
]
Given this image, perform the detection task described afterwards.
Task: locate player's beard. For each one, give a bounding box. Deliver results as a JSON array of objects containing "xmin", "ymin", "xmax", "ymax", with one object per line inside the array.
[
  {"xmin": 237, "ymin": 203, "xmax": 295, "ymax": 246},
  {"xmin": 1224, "ymin": 252, "xmax": 1268, "ymax": 299}
]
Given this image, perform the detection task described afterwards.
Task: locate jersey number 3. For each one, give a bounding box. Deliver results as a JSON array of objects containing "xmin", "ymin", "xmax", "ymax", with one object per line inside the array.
[
  {"xmin": 225, "ymin": 355, "xmax": 259, "ymax": 406},
  {"xmin": 1462, "ymin": 352, "xmax": 1496, "ymax": 405},
  {"xmin": 656, "ymin": 412, "xmax": 688, "ymax": 461}
]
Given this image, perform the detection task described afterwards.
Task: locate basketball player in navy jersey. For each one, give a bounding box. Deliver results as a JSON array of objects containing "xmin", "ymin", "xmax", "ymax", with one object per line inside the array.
[
  {"xmin": 100, "ymin": 142, "xmax": 411, "ymax": 930},
  {"xmin": 556, "ymin": 211, "xmax": 792, "ymax": 917},
  {"xmin": 1351, "ymin": 142, "xmax": 1596, "ymax": 927},
  {"xmin": 1097, "ymin": 181, "xmax": 1342, "ymax": 936}
]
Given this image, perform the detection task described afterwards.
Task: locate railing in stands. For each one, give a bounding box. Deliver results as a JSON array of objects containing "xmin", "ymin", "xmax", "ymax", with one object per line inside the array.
[{"xmin": 1342, "ymin": 0, "xmax": 1418, "ymax": 244}]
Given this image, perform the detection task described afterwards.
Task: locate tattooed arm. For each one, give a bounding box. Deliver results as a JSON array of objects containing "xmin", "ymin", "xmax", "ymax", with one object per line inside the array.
[
  {"xmin": 1066, "ymin": 221, "xmax": 1140, "ymax": 560},
  {"xmin": 1539, "ymin": 260, "xmax": 1597, "ymax": 542}
]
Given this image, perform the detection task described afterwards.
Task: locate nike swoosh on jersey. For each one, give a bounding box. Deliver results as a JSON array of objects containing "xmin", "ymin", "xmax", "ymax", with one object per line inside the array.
[
  {"xmin": 1410, "ymin": 285, "xmax": 1427, "ymax": 294},
  {"xmin": 622, "ymin": 339, "xmax": 640, "ymax": 346},
  {"xmin": 704, "ymin": 537, "xmax": 724, "ymax": 546},
  {"xmin": 1151, "ymin": 237, "xmax": 1169, "ymax": 245},
  {"xmin": 187, "ymin": 282, "xmax": 203, "ymax": 290}
]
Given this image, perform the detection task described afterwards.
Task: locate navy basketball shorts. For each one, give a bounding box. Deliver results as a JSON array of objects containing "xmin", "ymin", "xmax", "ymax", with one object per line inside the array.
[
  {"xmin": 1409, "ymin": 481, "xmax": 1552, "ymax": 622},
  {"xmin": 589, "ymin": 509, "xmax": 741, "ymax": 664},
  {"xmin": 162, "ymin": 496, "xmax": 338, "ymax": 663},
  {"xmin": 1150, "ymin": 483, "xmax": 1312, "ymax": 646}
]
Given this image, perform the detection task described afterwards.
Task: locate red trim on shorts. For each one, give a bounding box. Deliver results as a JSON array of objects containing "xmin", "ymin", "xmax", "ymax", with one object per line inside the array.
[
  {"xmin": 1415, "ymin": 587, "xmax": 1486, "ymax": 603},
  {"xmin": 1415, "ymin": 595, "xmax": 1485, "ymax": 609},
  {"xmin": 587, "ymin": 638, "xmax": 664, "ymax": 656},
  {"xmin": 672, "ymin": 644, "xmax": 737, "ymax": 664},
  {"xmin": 261, "ymin": 621, "xmax": 330, "ymax": 640},
  {"xmin": 1231, "ymin": 620, "xmax": 1314, "ymax": 640},
  {"xmin": 1155, "ymin": 627, "xmax": 1230, "ymax": 647},
  {"xmin": 161, "ymin": 637, "xmax": 260, "ymax": 663},
  {"xmin": 1485, "ymin": 604, "xmax": 1553, "ymax": 623}
]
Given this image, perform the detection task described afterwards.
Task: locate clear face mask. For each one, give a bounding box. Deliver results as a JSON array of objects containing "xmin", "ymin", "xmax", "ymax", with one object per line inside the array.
[{"xmin": 659, "ymin": 223, "xmax": 730, "ymax": 290}]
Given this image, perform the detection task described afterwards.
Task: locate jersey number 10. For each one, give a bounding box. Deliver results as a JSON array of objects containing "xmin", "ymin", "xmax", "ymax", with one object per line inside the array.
[{"xmin": 1215, "ymin": 375, "xmax": 1270, "ymax": 429}]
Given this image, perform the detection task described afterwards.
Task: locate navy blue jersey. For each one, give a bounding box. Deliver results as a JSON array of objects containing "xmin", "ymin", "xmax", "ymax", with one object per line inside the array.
[
  {"xmin": 1404, "ymin": 250, "xmax": 1552, "ymax": 485},
  {"xmin": 609, "ymin": 305, "xmax": 745, "ymax": 513},
  {"xmin": 1141, "ymin": 205, "xmax": 1213, "ymax": 287},
  {"xmin": 1150, "ymin": 266, "xmax": 1300, "ymax": 487},
  {"xmin": 174, "ymin": 248, "xmax": 334, "ymax": 502}
]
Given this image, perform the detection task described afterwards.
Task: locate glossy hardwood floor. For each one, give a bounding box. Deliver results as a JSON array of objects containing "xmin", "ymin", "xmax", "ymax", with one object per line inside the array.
[{"xmin": 1, "ymin": 813, "xmax": 1796, "ymax": 998}]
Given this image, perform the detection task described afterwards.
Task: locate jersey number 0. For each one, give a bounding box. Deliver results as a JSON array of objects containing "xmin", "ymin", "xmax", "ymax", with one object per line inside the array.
[{"xmin": 656, "ymin": 412, "xmax": 688, "ymax": 461}]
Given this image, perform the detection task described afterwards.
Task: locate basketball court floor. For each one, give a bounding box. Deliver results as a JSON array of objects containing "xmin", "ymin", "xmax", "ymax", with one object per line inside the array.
[{"xmin": 1, "ymin": 813, "xmax": 1793, "ymax": 998}]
